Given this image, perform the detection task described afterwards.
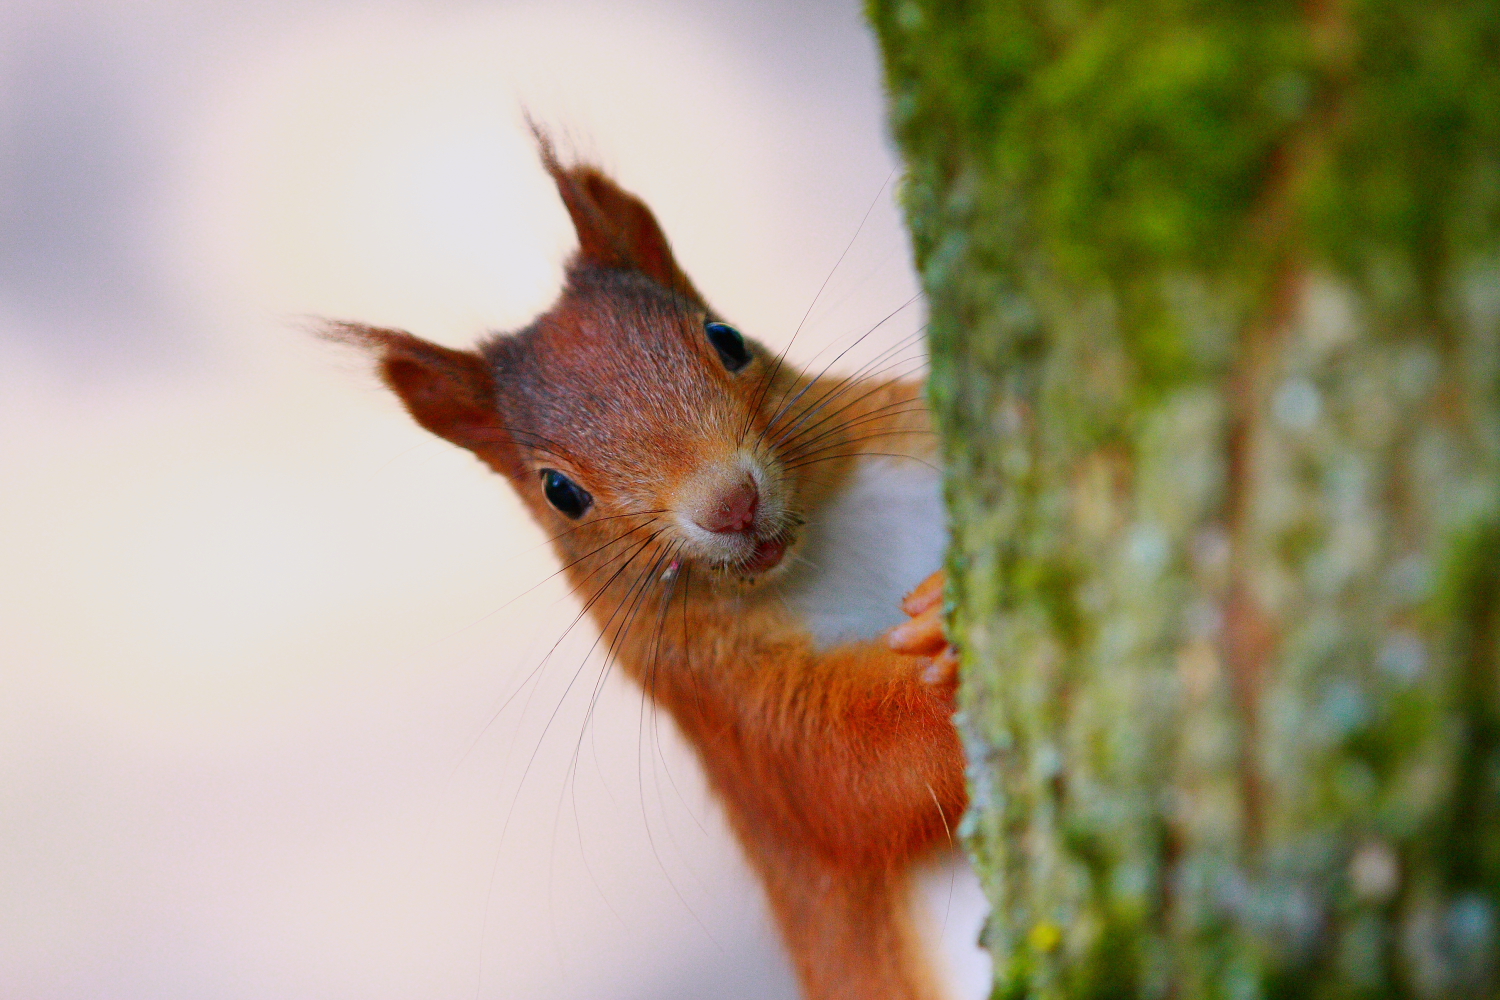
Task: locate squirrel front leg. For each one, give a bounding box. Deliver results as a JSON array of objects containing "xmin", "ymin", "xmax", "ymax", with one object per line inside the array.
[
  {"xmin": 742, "ymin": 826, "xmax": 943, "ymax": 1000},
  {"xmin": 679, "ymin": 573, "xmax": 964, "ymax": 1000},
  {"xmin": 751, "ymin": 569, "xmax": 963, "ymax": 864},
  {"xmin": 703, "ymin": 646, "xmax": 963, "ymax": 1000},
  {"xmin": 756, "ymin": 636, "xmax": 965, "ymax": 863}
]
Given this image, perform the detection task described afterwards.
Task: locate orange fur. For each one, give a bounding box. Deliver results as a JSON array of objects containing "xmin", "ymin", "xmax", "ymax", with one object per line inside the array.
[{"xmin": 328, "ymin": 141, "xmax": 964, "ymax": 1000}]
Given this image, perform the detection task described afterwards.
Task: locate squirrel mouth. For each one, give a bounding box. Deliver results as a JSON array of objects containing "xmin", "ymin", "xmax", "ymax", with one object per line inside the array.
[{"xmin": 738, "ymin": 535, "xmax": 788, "ymax": 575}]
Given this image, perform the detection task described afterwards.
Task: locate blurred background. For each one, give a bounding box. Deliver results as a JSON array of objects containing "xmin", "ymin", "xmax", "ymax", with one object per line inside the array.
[{"xmin": 0, "ymin": 1, "xmax": 926, "ymax": 997}]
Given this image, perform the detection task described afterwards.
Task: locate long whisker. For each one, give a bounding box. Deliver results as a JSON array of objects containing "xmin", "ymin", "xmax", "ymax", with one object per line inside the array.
[
  {"xmin": 780, "ymin": 405, "xmax": 932, "ymax": 464},
  {"xmin": 780, "ymin": 350, "xmax": 928, "ymax": 431},
  {"xmin": 458, "ymin": 519, "xmax": 664, "ymax": 771},
  {"xmin": 574, "ymin": 540, "xmax": 678, "ymax": 779},
  {"xmin": 785, "ymin": 450, "xmax": 940, "ymax": 474},
  {"xmin": 758, "ymin": 296, "xmax": 923, "ymax": 443},
  {"xmin": 785, "ymin": 430, "xmax": 934, "ymax": 464},
  {"xmin": 739, "ymin": 171, "xmax": 895, "ymax": 445},
  {"xmin": 498, "ymin": 528, "xmax": 666, "ymax": 842},
  {"xmin": 634, "ymin": 546, "xmax": 721, "ymax": 938},
  {"xmin": 794, "ymin": 242, "xmax": 905, "ymax": 339},
  {"xmin": 559, "ymin": 532, "xmax": 719, "ymax": 942},
  {"xmin": 466, "ymin": 425, "xmax": 576, "ymax": 462},
  {"xmin": 647, "ymin": 558, "xmax": 711, "ymax": 838},
  {"xmin": 557, "ymin": 536, "xmax": 679, "ymax": 905},
  {"xmin": 772, "ymin": 359, "xmax": 931, "ymax": 456},
  {"xmin": 514, "ymin": 508, "xmax": 671, "ymax": 567},
  {"xmin": 668, "ymin": 565, "xmax": 712, "ymax": 837},
  {"xmin": 756, "ymin": 344, "xmax": 927, "ymax": 477},
  {"xmin": 470, "ymin": 510, "xmax": 670, "ymax": 620},
  {"xmin": 761, "ymin": 320, "xmax": 926, "ymax": 449},
  {"xmin": 476, "ymin": 522, "xmax": 663, "ymax": 999},
  {"xmin": 765, "ymin": 353, "xmax": 930, "ymax": 461}
]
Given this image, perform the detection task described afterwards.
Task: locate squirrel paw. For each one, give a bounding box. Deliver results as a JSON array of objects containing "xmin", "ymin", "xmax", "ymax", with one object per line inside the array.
[{"xmin": 887, "ymin": 570, "xmax": 958, "ymax": 689}]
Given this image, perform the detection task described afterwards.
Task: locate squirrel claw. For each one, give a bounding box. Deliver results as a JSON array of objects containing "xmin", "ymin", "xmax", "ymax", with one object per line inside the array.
[
  {"xmin": 888, "ymin": 604, "xmax": 946, "ymax": 657},
  {"xmin": 922, "ymin": 646, "xmax": 959, "ymax": 687},
  {"xmin": 901, "ymin": 569, "xmax": 945, "ymax": 617},
  {"xmin": 889, "ymin": 570, "xmax": 957, "ymax": 689}
]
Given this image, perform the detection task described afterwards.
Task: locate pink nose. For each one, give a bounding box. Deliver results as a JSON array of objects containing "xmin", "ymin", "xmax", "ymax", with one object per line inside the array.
[{"xmin": 696, "ymin": 478, "xmax": 759, "ymax": 534}]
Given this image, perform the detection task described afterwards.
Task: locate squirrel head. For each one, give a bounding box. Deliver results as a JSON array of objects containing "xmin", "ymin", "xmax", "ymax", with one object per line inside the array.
[{"xmin": 331, "ymin": 135, "xmax": 809, "ymax": 585}]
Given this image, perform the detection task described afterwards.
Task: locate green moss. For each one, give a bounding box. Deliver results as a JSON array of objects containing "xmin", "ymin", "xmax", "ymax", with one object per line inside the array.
[{"xmin": 1426, "ymin": 519, "xmax": 1500, "ymax": 895}]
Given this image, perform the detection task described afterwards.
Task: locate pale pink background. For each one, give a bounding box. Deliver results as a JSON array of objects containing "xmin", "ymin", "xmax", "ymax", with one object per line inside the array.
[{"xmin": 0, "ymin": 2, "xmax": 924, "ymax": 997}]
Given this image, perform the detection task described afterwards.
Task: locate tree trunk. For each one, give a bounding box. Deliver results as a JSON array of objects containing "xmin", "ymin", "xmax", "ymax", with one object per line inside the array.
[{"xmin": 868, "ymin": 1, "xmax": 1500, "ymax": 996}]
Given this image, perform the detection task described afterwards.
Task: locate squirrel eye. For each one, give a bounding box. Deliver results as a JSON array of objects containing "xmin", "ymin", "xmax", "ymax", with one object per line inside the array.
[
  {"xmin": 540, "ymin": 468, "xmax": 593, "ymax": 519},
  {"xmin": 704, "ymin": 320, "xmax": 751, "ymax": 373}
]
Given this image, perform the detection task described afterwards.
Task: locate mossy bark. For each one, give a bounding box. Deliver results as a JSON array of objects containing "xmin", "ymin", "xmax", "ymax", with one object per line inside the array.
[{"xmin": 868, "ymin": 1, "xmax": 1500, "ymax": 996}]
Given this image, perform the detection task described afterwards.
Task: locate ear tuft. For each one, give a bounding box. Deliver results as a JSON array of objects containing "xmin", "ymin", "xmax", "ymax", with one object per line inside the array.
[
  {"xmin": 321, "ymin": 322, "xmax": 514, "ymax": 463},
  {"xmin": 528, "ymin": 118, "xmax": 706, "ymax": 305}
]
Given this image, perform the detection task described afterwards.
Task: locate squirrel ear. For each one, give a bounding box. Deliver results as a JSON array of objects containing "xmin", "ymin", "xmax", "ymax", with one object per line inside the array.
[
  {"xmin": 324, "ymin": 323, "xmax": 517, "ymax": 469},
  {"xmin": 532, "ymin": 125, "xmax": 706, "ymax": 304}
]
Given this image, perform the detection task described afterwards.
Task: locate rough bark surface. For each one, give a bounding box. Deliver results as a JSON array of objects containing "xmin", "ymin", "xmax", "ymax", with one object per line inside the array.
[{"xmin": 868, "ymin": 1, "xmax": 1500, "ymax": 996}]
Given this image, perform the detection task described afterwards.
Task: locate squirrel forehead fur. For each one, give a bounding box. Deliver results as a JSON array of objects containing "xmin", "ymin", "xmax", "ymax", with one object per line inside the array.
[{"xmin": 481, "ymin": 266, "xmax": 751, "ymax": 487}]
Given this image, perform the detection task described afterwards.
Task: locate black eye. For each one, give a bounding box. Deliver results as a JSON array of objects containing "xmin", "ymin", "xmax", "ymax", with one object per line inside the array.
[
  {"xmin": 705, "ymin": 320, "xmax": 751, "ymax": 372},
  {"xmin": 540, "ymin": 469, "xmax": 592, "ymax": 519}
]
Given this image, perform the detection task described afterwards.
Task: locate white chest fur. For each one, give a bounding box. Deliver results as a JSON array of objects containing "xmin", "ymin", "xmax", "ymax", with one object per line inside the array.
[{"xmin": 779, "ymin": 457, "xmax": 948, "ymax": 649}]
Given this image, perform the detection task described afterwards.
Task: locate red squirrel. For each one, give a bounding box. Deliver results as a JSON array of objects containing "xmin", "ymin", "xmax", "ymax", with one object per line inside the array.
[{"xmin": 330, "ymin": 138, "xmax": 971, "ymax": 1000}]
